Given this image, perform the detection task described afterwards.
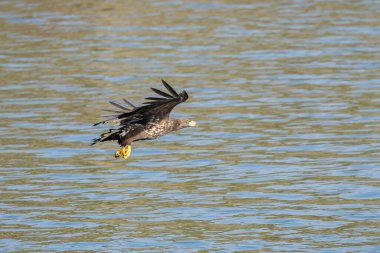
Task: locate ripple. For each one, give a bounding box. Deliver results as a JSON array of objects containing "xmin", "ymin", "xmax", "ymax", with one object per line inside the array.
[{"xmin": 1, "ymin": 0, "xmax": 380, "ymax": 252}]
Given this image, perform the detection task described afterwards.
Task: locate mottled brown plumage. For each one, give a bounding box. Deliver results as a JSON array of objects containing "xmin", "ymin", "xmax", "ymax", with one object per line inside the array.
[{"xmin": 91, "ymin": 80, "xmax": 196, "ymax": 159}]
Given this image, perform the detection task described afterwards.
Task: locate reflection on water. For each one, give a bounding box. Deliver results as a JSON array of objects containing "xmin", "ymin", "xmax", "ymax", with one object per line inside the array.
[{"xmin": 1, "ymin": 0, "xmax": 380, "ymax": 252}]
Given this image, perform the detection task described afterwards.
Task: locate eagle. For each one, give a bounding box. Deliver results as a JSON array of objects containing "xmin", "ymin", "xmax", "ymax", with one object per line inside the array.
[{"xmin": 91, "ymin": 80, "xmax": 196, "ymax": 159}]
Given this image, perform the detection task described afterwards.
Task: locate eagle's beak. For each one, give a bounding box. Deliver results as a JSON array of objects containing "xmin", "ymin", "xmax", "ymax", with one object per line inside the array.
[{"xmin": 188, "ymin": 120, "xmax": 197, "ymax": 127}]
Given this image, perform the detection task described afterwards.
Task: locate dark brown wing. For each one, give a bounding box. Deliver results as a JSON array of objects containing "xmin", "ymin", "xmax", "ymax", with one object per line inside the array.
[
  {"xmin": 93, "ymin": 98, "xmax": 136, "ymax": 126},
  {"xmin": 119, "ymin": 80, "xmax": 188, "ymax": 125},
  {"xmin": 93, "ymin": 80, "xmax": 189, "ymax": 126}
]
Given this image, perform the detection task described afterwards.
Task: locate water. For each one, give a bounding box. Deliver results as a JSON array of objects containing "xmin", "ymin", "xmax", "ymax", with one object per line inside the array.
[{"xmin": 1, "ymin": 0, "xmax": 380, "ymax": 252}]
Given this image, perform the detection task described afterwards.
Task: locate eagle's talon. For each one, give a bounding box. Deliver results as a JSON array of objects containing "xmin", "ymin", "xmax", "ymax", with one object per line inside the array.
[
  {"xmin": 115, "ymin": 148, "xmax": 124, "ymax": 159},
  {"xmin": 114, "ymin": 146, "xmax": 131, "ymax": 159},
  {"xmin": 122, "ymin": 145, "xmax": 131, "ymax": 159}
]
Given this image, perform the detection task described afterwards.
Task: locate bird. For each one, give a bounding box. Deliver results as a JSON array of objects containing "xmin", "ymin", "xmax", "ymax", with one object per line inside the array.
[{"xmin": 91, "ymin": 80, "xmax": 196, "ymax": 159}]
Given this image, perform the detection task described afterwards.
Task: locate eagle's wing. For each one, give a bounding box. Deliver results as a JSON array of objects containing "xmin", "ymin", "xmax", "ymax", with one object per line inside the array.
[{"xmin": 94, "ymin": 80, "xmax": 189, "ymax": 127}]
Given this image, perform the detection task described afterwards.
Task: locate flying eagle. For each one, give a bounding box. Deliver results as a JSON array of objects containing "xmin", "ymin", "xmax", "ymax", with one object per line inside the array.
[{"xmin": 91, "ymin": 80, "xmax": 196, "ymax": 159}]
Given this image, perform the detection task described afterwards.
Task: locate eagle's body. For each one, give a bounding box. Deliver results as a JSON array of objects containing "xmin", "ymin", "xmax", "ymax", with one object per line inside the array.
[
  {"xmin": 117, "ymin": 118, "xmax": 186, "ymax": 144},
  {"xmin": 91, "ymin": 80, "xmax": 196, "ymax": 159}
]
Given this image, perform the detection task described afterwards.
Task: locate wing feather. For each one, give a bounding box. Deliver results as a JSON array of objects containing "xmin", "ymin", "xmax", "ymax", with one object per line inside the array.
[
  {"xmin": 151, "ymin": 88, "xmax": 173, "ymax": 98},
  {"xmin": 103, "ymin": 109, "xmax": 125, "ymax": 114},
  {"xmin": 123, "ymin": 99, "xmax": 136, "ymax": 109},
  {"xmin": 94, "ymin": 81, "xmax": 189, "ymax": 128},
  {"xmin": 162, "ymin": 79, "xmax": 179, "ymax": 97},
  {"xmin": 145, "ymin": 97, "xmax": 167, "ymax": 101},
  {"xmin": 109, "ymin": 101, "xmax": 130, "ymax": 111}
]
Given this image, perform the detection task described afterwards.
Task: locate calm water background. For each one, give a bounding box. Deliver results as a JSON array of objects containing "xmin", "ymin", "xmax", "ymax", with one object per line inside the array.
[{"xmin": 1, "ymin": 0, "xmax": 380, "ymax": 252}]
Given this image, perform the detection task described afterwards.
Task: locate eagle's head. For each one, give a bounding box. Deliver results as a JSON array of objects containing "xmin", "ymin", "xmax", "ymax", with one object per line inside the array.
[{"xmin": 172, "ymin": 118, "xmax": 197, "ymax": 131}]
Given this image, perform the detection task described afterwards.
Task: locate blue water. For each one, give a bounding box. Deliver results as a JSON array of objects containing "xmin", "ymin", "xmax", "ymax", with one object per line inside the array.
[{"xmin": 1, "ymin": 0, "xmax": 380, "ymax": 252}]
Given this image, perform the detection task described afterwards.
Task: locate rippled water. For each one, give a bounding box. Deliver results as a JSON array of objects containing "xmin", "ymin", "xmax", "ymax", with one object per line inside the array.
[{"xmin": 1, "ymin": 0, "xmax": 380, "ymax": 252}]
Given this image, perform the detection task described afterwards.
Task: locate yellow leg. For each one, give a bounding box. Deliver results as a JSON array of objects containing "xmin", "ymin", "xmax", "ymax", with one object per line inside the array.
[
  {"xmin": 115, "ymin": 146, "xmax": 132, "ymax": 159},
  {"xmin": 122, "ymin": 145, "xmax": 131, "ymax": 159},
  {"xmin": 115, "ymin": 146, "xmax": 125, "ymax": 159}
]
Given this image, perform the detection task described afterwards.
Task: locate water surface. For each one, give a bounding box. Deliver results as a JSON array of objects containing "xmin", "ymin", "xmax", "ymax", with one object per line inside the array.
[{"xmin": 1, "ymin": 0, "xmax": 380, "ymax": 252}]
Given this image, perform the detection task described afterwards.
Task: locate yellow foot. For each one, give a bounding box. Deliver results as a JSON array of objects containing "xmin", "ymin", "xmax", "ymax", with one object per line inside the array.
[
  {"xmin": 115, "ymin": 147, "xmax": 123, "ymax": 159},
  {"xmin": 122, "ymin": 145, "xmax": 131, "ymax": 159},
  {"xmin": 115, "ymin": 146, "xmax": 131, "ymax": 159}
]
